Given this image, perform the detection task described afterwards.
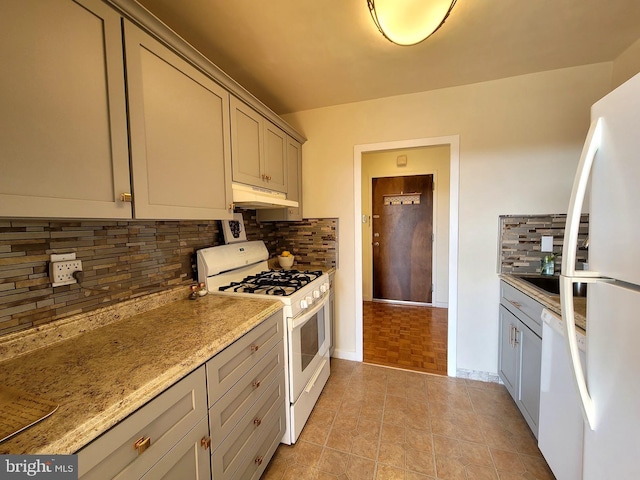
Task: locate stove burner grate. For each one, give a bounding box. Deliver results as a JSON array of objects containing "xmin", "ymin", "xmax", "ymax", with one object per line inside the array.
[{"xmin": 218, "ymin": 269, "xmax": 323, "ymax": 296}]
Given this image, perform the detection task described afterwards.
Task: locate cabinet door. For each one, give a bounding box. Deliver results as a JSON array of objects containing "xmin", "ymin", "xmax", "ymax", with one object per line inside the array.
[
  {"xmin": 498, "ymin": 305, "xmax": 518, "ymax": 398},
  {"xmin": 0, "ymin": 0, "xmax": 131, "ymax": 218},
  {"xmin": 124, "ymin": 20, "xmax": 232, "ymax": 220},
  {"xmin": 256, "ymin": 136, "xmax": 302, "ymax": 221},
  {"xmin": 230, "ymin": 97, "xmax": 263, "ymax": 187},
  {"xmin": 262, "ymin": 122, "xmax": 287, "ymax": 193},
  {"xmin": 518, "ymin": 322, "xmax": 542, "ymax": 437},
  {"xmin": 140, "ymin": 417, "xmax": 211, "ymax": 480}
]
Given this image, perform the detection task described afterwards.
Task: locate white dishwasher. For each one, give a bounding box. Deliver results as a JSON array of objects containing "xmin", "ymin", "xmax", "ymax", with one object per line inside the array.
[{"xmin": 538, "ymin": 308, "xmax": 586, "ymax": 480}]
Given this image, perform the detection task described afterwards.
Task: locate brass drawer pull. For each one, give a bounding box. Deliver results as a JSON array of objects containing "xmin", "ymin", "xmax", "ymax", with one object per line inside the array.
[
  {"xmin": 254, "ymin": 456, "xmax": 263, "ymax": 466},
  {"xmin": 250, "ymin": 344, "xmax": 260, "ymax": 352},
  {"xmin": 200, "ymin": 436, "xmax": 211, "ymax": 450},
  {"xmin": 134, "ymin": 436, "xmax": 151, "ymax": 455},
  {"xmin": 120, "ymin": 192, "xmax": 132, "ymax": 203},
  {"xmin": 253, "ymin": 417, "xmax": 262, "ymax": 427},
  {"xmin": 252, "ymin": 380, "xmax": 261, "ymax": 389}
]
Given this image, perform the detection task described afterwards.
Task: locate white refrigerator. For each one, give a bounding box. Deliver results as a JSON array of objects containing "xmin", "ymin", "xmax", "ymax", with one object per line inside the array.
[{"xmin": 559, "ymin": 70, "xmax": 640, "ymax": 479}]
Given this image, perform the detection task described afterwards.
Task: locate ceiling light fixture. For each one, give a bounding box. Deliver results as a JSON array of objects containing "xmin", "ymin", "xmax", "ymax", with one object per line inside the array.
[{"xmin": 367, "ymin": 0, "xmax": 457, "ymax": 46}]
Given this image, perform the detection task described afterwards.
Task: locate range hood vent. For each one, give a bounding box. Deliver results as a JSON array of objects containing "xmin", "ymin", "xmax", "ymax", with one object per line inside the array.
[{"xmin": 232, "ymin": 183, "xmax": 298, "ymax": 209}]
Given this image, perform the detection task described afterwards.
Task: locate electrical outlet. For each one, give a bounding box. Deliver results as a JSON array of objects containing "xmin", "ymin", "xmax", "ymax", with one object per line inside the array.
[{"xmin": 50, "ymin": 260, "xmax": 83, "ymax": 287}]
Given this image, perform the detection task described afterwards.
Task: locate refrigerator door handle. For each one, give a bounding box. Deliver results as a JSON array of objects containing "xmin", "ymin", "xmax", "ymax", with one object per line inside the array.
[
  {"xmin": 560, "ymin": 275, "xmax": 596, "ymax": 430},
  {"xmin": 561, "ymin": 117, "xmax": 602, "ymax": 278},
  {"xmin": 560, "ymin": 117, "xmax": 603, "ymax": 431}
]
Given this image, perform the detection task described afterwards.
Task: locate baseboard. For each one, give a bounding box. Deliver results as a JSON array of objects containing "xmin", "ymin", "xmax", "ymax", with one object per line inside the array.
[
  {"xmin": 456, "ymin": 368, "xmax": 501, "ymax": 383},
  {"xmin": 330, "ymin": 349, "xmax": 361, "ymax": 362}
]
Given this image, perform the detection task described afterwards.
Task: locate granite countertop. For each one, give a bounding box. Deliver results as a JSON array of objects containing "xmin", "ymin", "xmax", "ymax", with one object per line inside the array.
[
  {"xmin": 500, "ymin": 274, "xmax": 587, "ymax": 333},
  {"xmin": 0, "ymin": 288, "xmax": 282, "ymax": 455}
]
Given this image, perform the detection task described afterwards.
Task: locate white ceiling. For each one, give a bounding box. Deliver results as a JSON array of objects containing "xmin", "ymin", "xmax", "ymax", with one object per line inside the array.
[{"xmin": 137, "ymin": 0, "xmax": 640, "ymax": 114}]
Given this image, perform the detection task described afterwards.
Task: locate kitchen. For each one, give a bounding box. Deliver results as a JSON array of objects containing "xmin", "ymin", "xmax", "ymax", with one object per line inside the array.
[{"xmin": 2, "ymin": 0, "xmax": 640, "ymax": 478}]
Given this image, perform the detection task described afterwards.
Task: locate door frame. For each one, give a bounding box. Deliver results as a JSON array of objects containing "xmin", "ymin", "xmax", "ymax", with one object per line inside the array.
[
  {"xmin": 366, "ymin": 171, "xmax": 439, "ymax": 306},
  {"xmin": 354, "ymin": 135, "xmax": 460, "ymax": 377}
]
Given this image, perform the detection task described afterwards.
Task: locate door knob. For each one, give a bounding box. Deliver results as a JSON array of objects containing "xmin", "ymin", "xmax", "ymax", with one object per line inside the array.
[{"xmin": 373, "ymin": 242, "xmax": 380, "ymax": 247}]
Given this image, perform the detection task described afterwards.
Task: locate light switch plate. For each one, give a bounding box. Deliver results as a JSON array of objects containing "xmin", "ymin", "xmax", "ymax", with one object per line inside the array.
[{"xmin": 541, "ymin": 235, "xmax": 554, "ymax": 252}]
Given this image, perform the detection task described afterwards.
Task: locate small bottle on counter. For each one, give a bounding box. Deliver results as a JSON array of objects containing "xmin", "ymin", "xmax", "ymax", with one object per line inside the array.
[
  {"xmin": 541, "ymin": 254, "xmax": 555, "ymax": 276},
  {"xmin": 189, "ymin": 284, "xmax": 199, "ymax": 300},
  {"xmin": 198, "ymin": 282, "xmax": 208, "ymax": 296}
]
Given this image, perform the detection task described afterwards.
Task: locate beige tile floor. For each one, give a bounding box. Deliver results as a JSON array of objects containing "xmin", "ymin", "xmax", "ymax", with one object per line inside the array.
[{"xmin": 261, "ymin": 359, "xmax": 555, "ymax": 480}]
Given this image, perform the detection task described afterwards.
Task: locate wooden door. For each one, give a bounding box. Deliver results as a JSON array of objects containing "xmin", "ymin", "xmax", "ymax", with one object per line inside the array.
[{"xmin": 372, "ymin": 175, "xmax": 433, "ymax": 303}]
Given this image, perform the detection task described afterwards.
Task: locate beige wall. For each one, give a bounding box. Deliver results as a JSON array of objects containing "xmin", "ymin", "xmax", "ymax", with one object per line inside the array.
[
  {"xmin": 612, "ymin": 37, "xmax": 640, "ymax": 89},
  {"xmin": 361, "ymin": 146, "xmax": 450, "ymax": 307},
  {"xmin": 283, "ymin": 62, "xmax": 612, "ymax": 374}
]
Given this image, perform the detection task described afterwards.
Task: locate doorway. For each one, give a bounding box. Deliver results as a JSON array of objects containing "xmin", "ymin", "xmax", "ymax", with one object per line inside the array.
[
  {"xmin": 372, "ymin": 174, "xmax": 434, "ymax": 304},
  {"xmin": 354, "ymin": 136, "xmax": 460, "ymax": 377}
]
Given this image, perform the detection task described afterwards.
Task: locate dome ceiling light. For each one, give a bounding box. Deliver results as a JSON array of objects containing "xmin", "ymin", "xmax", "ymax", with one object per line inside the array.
[{"xmin": 367, "ymin": 0, "xmax": 458, "ymax": 46}]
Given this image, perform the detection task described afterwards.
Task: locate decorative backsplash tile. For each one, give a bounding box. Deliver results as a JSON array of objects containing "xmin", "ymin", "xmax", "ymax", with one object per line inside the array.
[
  {"xmin": 499, "ymin": 214, "xmax": 589, "ymax": 274},
  {"xmin": 0, "ymin": 214, "xmax": 338, "ymax": 337}
]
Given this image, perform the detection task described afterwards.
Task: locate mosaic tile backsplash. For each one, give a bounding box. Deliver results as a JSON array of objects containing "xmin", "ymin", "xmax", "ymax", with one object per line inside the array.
[
  {"xmin": 499, "ymin": 214, "xmax": 589, "ymax": 274},
  {"xmin": 0, "ymin": 213, "xmax": 337, "ymax": 337}
]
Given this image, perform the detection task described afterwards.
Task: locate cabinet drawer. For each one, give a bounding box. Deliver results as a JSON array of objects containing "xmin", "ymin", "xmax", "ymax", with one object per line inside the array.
[
  {"xmin": 209, "ymin": 339, "xmax": 284, "ymax": 443},
  {"xmin": 233, "ymin": 406, "xmax": 286, "ymax": 480},
  {"xmin": 211, "ymin": 371, "xmax": 285, "ymax": 480},
  {"xmin": 206, "ymin": 312, "xmax": 282, "ymax": 405},
  {"xmin": 140, "ymin": 417, "xmax": 210, "ymax": 480},
  {"xmin": 78, "ymin": 366, "xmax": 207, "ymax": 479},
  {"xmin": 500, "ymin": 281, "xmax": 544, "ymax": 335}
]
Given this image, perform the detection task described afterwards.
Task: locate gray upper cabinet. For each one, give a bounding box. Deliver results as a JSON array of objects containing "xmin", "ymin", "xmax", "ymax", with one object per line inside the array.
[
  {"xmin": 257, "ymin": 136, "xmax": 303, "ymax": 221},
  {"xmin": 0, "ymin": 0, "xmax": 131, "ymax": 219},
  {"xmin": 1, "ymin": 0, "xmax": 303, "ymax": 221},
  {"xmin": 124, "ymin": 20, "xmax": 233, "ymax": 220},
  {"xmin": 230, "ymin": 97, "xmax": 288, "ymax": 193}
]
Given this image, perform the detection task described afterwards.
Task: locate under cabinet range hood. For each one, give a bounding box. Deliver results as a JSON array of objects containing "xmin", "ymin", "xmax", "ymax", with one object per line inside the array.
[{"xmin": 231, "ymin": 183, "xmax": 298, "ymax": 209}]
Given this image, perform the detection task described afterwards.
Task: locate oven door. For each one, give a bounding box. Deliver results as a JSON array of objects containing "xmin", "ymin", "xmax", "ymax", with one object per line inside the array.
[{"xmin": 287, "ymin": 294, "xmax": 330, "ymax": 403}]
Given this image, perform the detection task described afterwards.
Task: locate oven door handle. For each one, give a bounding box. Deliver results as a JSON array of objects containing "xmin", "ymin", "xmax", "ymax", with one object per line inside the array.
[
  {"xmin": 304, "ymin": 357, "xmax": 328, "ymax": 394},
  {"xmin": 289, "ymin": 295, "xmax": 328, "ymax": 329}
]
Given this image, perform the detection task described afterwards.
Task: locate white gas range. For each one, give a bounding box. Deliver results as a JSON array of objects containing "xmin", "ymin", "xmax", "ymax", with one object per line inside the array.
[{"xmin": 196, "ymin": 241, "xmax": 331, "ymax": 444}]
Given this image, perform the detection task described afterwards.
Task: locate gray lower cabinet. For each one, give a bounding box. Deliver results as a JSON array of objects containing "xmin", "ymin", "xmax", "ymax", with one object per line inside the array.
[
  {"xmin": 77, "ymin": 367, "xmax": 209, "ymax": 479},
  {"xmin": 77, "ymin": 311, "xmax": 286, "ymax": 480},
  {"xmin": 498, "ymin": 281, "xmax": 543, "ymax": 438},
  {"xmin": 207, "ymin": 312, "xmax": 286, "ymax": 480}
]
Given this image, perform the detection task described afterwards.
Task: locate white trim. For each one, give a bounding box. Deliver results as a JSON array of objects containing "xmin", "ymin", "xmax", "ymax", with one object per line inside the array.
[{"xmin": 354, "ymin": 135, "xmax": 460, "ymax": 377}]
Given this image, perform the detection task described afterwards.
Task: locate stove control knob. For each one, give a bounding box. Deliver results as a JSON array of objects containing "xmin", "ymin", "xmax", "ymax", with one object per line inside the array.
[
  {"xmin": 320, "ymin": 284, "xmax": 328, "ymax": 294},
  {"xmin": 306, "ymin": 295, "xmax": 314, "ymax": 306},
  {"xmin": 300, "ymin": 299, "xmax": 308, "ymax": 309},
  {"xmin": 313, "ymin": 290, "xmax": 320, "ymax": 299}
]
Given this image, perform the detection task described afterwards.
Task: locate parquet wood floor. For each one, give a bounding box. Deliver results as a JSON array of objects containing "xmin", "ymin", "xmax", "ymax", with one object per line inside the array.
[{"xmin": 363, "ymin": 301, "xmax": 448, "ymax": 376}]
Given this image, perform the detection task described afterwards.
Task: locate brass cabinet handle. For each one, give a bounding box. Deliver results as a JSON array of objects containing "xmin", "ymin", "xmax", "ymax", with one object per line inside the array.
[
  {"xmin": 200, "ymin": 436, "xmax": 211, "ymax": 450},
  {"xmin": 252, "ymin": 380, "xmax": 261, "ymax": 389},
  {"xmin": 228, "ymin": 203, "xmax": 235, "ymax": 211},
  {"xmin": 250, "ymin": 344, "xmax": 260, "ymax": 352},
  {"xmin": 134, "ymin": 436, "xmax": 151, "ymax": 455},
  {"xmin": 120, "ymin": 192, "xmax": 132, "ymax": 203},
  {"xmin": 254, "ymin": 456, "xmax": 263, "ymax": 466},
  {"xmin": 253, "ymin": 417, "xmax": 262, "ymax": 427}
]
